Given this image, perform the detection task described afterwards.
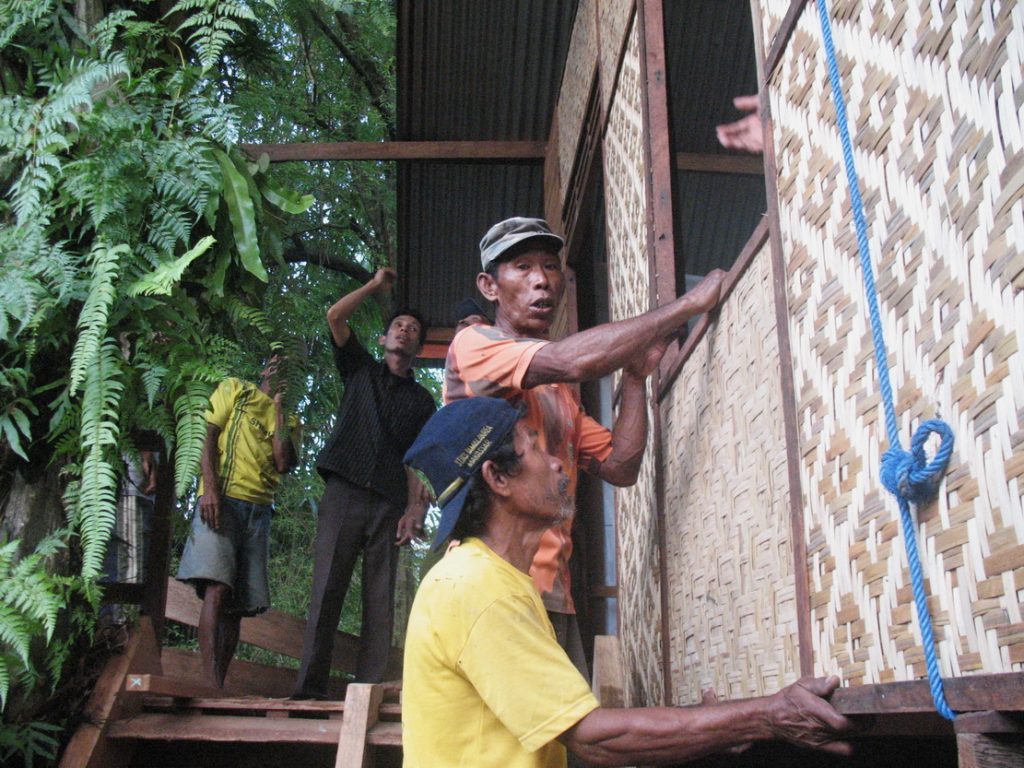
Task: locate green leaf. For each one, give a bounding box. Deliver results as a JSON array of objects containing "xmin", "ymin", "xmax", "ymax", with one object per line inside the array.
[
  {"xmin": 213, "ymin": 148, "xmax": 266, "ymax": 282},
  {"xmin": 261, "ymin": 177, "xmax": 314, "ymax": 215},
  {"xmin": 126, "ymin": 235, "xmax": 215, "ymax": 296}
]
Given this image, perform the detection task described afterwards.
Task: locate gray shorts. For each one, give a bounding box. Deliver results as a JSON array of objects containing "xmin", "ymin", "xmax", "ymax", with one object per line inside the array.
[{"xmin": 176, "ymin": 496, "xmax": 272, "ymax": 616}]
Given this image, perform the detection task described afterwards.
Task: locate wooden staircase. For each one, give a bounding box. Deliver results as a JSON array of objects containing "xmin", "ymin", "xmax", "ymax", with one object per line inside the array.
[{"xmin": 61, "ymin": 581, "xmax": 406, "ymax": 768}]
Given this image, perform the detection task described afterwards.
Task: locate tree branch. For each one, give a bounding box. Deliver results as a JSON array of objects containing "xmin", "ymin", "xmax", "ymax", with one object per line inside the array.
[{"xmin": 307, "ymin": 8, "xmax": 395, "ymax": 137}]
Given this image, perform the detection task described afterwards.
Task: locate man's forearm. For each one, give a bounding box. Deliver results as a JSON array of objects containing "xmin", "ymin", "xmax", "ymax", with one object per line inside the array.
[
  {"xmin": 596, "ymin": 372, "xmax": 647, "ymax": 486},
  {"xmin": 523, "ymin": 273, "xmax": 723, "ymax": 388},
  {"xmin": 200, "ymin": 427, "xmax": 221, "ymax": 494},
  {"xmin": 326, "ymin": 280, "xmax": 377, "ymax": 346},
  {"xmin": 564, "ymin": 699, "xmax": 769, "ymax": 767}
]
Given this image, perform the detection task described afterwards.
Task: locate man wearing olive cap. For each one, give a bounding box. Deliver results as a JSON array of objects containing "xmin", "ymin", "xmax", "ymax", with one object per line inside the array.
[{"xmin": 443, "ymin": 216, "xmax": 726, "ymax": 675}]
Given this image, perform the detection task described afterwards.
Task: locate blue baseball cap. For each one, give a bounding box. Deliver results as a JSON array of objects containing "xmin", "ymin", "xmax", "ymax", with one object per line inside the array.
[{"xmin": 404, "ymin": 398, "xmax": 524, "ymax": 550}]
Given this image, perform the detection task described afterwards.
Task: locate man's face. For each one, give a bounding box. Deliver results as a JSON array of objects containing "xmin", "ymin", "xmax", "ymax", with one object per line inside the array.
[
  {"xmin": 260, "ymin": 354, "xmax": 286, "ymax": 393},
  {"xmin": 381, "ymin": 314, "xmax": 424, "ymax": 358},
  {"xmin": 479, "ymin": 249, "xmax": 564, "ymax": 337},
  {"xmin": 505, "ymin": 421, "xmax": 572, "ymax": 525}
]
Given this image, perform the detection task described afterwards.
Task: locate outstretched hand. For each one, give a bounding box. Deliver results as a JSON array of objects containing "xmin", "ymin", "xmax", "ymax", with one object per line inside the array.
[
  {"xmin": 767, "ymin": 676, "xmax": 854, "ymax": 755},
  {"xmin": 716, "ymin": 94, "xmax": 763, "ymax": 154}
]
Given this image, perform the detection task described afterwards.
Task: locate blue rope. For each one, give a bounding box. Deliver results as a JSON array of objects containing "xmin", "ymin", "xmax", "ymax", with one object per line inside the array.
[{"xmin": 815, "ymin": 0, "xmax": 956, "ymax": 721}]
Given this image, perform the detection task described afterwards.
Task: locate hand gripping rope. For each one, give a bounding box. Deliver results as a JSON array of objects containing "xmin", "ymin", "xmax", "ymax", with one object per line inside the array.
[{"xmin": 815, "ymin": 0, "xmax": 956, "ymax": 720}]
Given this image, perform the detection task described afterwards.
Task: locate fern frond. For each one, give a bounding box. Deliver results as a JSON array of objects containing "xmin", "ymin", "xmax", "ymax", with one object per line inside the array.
[
  {"xmin": 127, "ymin": 236, "xmax": 214, "ymax": 297},
  {"xmin": 69, "ymin": 243, "xmax": 126, "ymax": 395},
  {"xmin": 75, "ymin": 339, "xmax": 123, "ymax": 577},
  {"xmin": 172, "ymin": 380, "xmax": 213, "ymax": 497}
]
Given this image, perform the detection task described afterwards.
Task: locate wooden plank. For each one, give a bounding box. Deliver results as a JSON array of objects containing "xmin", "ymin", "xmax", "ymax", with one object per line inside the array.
[
  {"xmin": 160, "ymin": 647, "xmax": 330, "ymax": 699},
  {"xmin": 591, "ymin": 635, "xmax": 625, "ymax": 709},
  {"xmin": 955, "ymin": 712, "xmax": 1024, "ymax": 735},
  {"xmin": 139, "ymin": 695, "xmax": 402, "ymax": 719},
  {"xmin": 59, "ymin": 618, "xmax": 162, "ymax": 768},
  {"xmin": 760, "ymin": 88, "xmax": 815, "ymax": 677},
  {"xmin": 830, "ymin": 673, "xmax": 1024, "ymax": 714},
  {"xmin": 165, "ymin": 578, "xmax": 403, "ymax": 678},
  {"xmin": 336, "ymin": 683, "xmax": 385, "ymax": 768},
  {"xmin": 675, "ymin": 152, "xmax": 764, "ymax": 176},
  {"xmin": 239, "ymin": 141, "xmax": 546, "ymax": 163},
  {"xmin": 366, "ymin": 722, "xmax": 402, "ymax": 747},
  {"xmin": 124, "ymin": 673, "xmax": 228, "ymax": 700},
  {"xmin": 108, "ymin": 713, "xmax": 345, "ymax": 744},
  {"xmin": 957, "ymin": 733, "xmax": 1024, "ymax": 768}
]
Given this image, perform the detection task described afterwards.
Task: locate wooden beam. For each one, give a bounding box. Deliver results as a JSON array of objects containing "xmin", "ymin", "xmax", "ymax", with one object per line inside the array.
[
  {"xmin": 108, "ymin": 713, "xmax": 349, "ymax": 745},
  {"xmin": 955, "ymin": 712, "xmax": 1024, "ymax": 735},
  {"xmin": 830, "ymin": 673, "xmax": 1024, "ymax": 714},
  {"xmin": 240, "ymin": 141, "xmax": 546, "ymax": 163},
  {"xmin": 957, "ymin": 733, "xmax": 1024, "ymax": 768},
  {"xmin": 675, "ymin": 152, "xmax": 764, "ymax": 176},
  {"xmin": 592, "ymin": 635, "xmax": 625, "ymax": 709},
  {"xmin": 336, "ymin": 683, "xmax": 385, "ymax": 768}
]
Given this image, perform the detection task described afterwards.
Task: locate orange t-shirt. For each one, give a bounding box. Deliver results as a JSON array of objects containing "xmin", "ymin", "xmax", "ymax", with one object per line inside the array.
[{"xmin": 444, "ymin": 325, "xmax": 613, "ymax": 613}]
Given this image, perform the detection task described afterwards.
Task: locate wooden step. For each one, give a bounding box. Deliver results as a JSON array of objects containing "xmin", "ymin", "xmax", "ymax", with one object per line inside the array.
[
  {"xmin": 139, "ymin": 695, "xmax": 402, "ymax": 719},
  {"xmin": 107, "ymin": 713, "xmax": 402, "ymax": 747}
]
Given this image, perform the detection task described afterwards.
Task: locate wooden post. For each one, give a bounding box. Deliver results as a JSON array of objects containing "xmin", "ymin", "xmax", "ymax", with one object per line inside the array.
[
  {"xmin": 957, "ymin": 734, "xmax": 1024, "ymax": 768},
  {"xmin": 60, "ymin": 618, "xmax": 162, "ymax": 768},
  {"xmin": 336, "ymin": 683, "xmax": 385, "ymax": 768},
  {"xmin": 143, "ymin": 454, "xmax": 175, "ymax": 638},
  {"xmin": 591, "ymin": 635, "xmax": 625, "ymax": 709}
]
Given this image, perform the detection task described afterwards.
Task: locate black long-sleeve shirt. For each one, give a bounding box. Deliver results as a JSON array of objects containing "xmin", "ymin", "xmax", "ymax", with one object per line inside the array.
[{"xmin": 316, "ymin": 333, "xmax": 436, "ymax": 508}]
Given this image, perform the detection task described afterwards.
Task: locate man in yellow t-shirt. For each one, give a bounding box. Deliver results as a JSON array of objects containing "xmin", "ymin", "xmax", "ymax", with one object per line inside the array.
[
  {"xmin": 403, "ymin": 398, "xmax": 854, "ymax": 767},
  {"xmin": 177, "ymin": 353, "xmax": 299, "ymax": 688}
]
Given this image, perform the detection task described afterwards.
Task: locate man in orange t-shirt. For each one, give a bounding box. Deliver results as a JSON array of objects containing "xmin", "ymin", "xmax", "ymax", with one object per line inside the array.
[{"xmin": 444, "ymin": 217, "xmax": 725, "ymax": 675}]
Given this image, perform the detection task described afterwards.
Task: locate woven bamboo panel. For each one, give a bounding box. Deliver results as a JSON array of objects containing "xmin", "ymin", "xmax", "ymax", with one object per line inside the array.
[
  {"xmin": 603, "ymin": 23, "xmax": 664, "ymax": 708},
  {"xmin": 660, "ymin": 247, "xmax": 800, "ymax": 704},
  {"xmin": 598, "ymin": 0, "xmax": 635, "ymax": 116},
  {"xmin": 557, "ymin": 0, "xmax": 598, "ymax": 205},
  {"xmin": 765, "ymin": 0, "xmax": 1024, "ymax": 683},
  {"xmin": 758, "ymin": 0, "xmax": 801, "ymax": 56}
]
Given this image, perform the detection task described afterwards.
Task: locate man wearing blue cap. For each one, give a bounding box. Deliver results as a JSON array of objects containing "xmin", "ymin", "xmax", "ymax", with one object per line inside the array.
[
  {"xmin": 402, "ymin": 398, "xmax": 853, "ymax": 768},
  {"xmin": 445, "ymin": 216, "xmax": 726, "ymax": 675}
]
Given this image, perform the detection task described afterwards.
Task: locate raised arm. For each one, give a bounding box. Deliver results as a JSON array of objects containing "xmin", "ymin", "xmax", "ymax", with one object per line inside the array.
[
  {"xmin": 560, "ymin": 676, "xmax": 853, "ymax": 767},
  {"xmin": 326, "ymin": 267, "xmax": 395, "ymax": 347},
  {"xmin": 271, "ymin": 392, "xmax": 297, "ymax": 474},
  {"xmin": 522, "ymin": 269, "xmax": 726, "ymax": 389}
]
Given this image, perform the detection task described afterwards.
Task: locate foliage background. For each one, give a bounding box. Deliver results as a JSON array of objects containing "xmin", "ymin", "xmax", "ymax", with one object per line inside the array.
[{"xmin": 0, "ymin": 0, "xmax": 437, "ymax": 760}]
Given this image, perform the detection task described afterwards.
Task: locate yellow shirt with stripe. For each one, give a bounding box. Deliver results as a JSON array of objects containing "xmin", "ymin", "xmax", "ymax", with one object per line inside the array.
[
  {"xmin": 199, "ymin": 377, "xmax": 298, "ymax": 505},
  {"xmin": 403, "ymin": 538, "xmax": 600, "ymax": 768}
]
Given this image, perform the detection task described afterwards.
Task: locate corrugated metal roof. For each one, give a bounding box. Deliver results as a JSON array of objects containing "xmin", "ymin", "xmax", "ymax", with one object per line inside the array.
[
  {"xmin": 396, "ymin": 1, "xmax": 767, "ymax": 335},
  {"xmin": 396, "ymin": 0, "xmax": 577, "ymax": 334}
]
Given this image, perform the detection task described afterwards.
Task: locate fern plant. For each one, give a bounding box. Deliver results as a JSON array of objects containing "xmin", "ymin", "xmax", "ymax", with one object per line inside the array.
[{"xmin": 0, "ymin": 0, "xmax": 310, "ymax": 720}]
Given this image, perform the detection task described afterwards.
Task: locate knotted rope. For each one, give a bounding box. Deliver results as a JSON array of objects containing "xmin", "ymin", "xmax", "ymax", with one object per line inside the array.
[{"xmin": 815, "ymin": 0, "xmax": 956, "ymax": 720}]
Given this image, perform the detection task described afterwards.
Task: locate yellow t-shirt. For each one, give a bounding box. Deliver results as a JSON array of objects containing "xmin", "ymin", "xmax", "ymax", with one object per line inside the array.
[
  {"xmin": 403, "ymin": 538, "xmax": 600, "ymax": 768},
  {"xmin": 199, "ymin": 378, "xmax": 298, "ymax": 505}
]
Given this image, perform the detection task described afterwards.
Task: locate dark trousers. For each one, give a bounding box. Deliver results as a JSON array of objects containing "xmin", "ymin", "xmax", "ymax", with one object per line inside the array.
[{"xmin": 294, "ymin": 475, "xmax": 401, "ymax": 697}]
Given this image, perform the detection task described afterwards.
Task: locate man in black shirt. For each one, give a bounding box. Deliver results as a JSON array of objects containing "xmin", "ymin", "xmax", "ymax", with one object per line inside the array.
[{"xmin": 294, "ymin": 267, "xmax": 436, "ymax": 697}]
